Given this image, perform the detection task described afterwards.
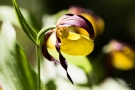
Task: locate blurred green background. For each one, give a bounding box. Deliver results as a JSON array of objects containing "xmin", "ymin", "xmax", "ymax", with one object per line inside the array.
[{"xmin": 0, "ymin": 0, "xmax": 135, "ymax": 90}]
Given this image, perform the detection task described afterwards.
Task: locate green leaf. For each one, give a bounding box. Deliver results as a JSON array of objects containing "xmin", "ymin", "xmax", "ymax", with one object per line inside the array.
[
  {"xmin": 12, "ymin": 0, "xmax": 37, "ymax": 44},
  {"xmin": 0, "ymin": 21, "xmax": 45, "ymax": 90}
]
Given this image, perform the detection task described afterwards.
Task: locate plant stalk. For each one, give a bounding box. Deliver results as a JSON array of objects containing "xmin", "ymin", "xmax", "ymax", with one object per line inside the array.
[
  {"xmin": 36, "ymin": 45, "xmax": 41, "ymax": 90},
  {"xmin": 36, "ymin": 25, "xmax": 56, "ymax": 90}
]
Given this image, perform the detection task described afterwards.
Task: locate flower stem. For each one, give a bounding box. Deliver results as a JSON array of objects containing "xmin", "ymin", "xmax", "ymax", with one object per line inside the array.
[
  {"xmin": 37, "ymin": 25, "xmax": 56, "ymax": 44},
  {"xmin": 36, "ymin": 25, "xmax": 56, "ymax": 90},
  {"xmin": 36, "ymin": 45, "xmax": 41, "ymax": 90}
]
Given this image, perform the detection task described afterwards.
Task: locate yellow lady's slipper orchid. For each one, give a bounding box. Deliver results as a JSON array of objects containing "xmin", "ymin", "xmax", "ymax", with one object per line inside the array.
[
  {"xmin": 103, "ymin": 40, "xmax": 135, "ymax": 70},
  {"xmin": 55, "ymin": 14, "xmax": 94, "ymax": 56},
  {"xmin": 42, "ymin": 14, "xmax": 95, "ymax": 84}
]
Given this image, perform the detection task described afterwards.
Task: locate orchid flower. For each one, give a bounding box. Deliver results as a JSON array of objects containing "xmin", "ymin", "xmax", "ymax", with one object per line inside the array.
[
  {"xmin": 42, "ymin": 14, "xmax": 95, "ymax": 84},
  {"xmin": 103, "ymin": 40, "xmax": 135, "ymax": 70}
]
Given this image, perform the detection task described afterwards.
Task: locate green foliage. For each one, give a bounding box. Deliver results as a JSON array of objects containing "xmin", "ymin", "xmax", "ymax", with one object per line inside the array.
[
  {"xmin": 12, "ymin": 0, "xmax": 38, "ymax": 44},
  {"xmin": 0, "ymin": 21, "xmax": 45, "ymax": 90}
]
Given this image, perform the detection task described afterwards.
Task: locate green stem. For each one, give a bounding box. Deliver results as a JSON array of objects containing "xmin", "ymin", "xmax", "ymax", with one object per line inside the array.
[
  {"xmin": 36, "ymin": 45, "xmax": 41, "ymax": 90},
  {"xmin": 36, "ymin": 25, "xmax": 56, "ymax": 45},
  {"xmin": 36, "ymin": 25, "xmax": 56, "ymax": 90}
]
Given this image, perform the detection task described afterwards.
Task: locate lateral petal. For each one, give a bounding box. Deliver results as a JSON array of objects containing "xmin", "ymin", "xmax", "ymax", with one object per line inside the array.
[{"xmin": 42, "ymin": 30, "xmax": 60, "ymax": 64}]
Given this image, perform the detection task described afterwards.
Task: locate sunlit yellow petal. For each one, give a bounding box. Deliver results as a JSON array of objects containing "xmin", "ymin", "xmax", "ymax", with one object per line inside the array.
[
  {"xmin": 112, "ymin": 51, "xmax": 134, "ymax": 70},
  {"xmin": 60, "ymin": 32, "xmax": 94, "ymax": 56},
  {"xmin": 46, "ymin": 31, "xmax": 56, "ymax": 49}
]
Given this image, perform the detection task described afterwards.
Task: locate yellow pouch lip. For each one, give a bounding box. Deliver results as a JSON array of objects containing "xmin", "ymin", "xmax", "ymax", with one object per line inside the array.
[{"xmin": 60, "ymin": 32, "xmax": 94, "ymax": 56}]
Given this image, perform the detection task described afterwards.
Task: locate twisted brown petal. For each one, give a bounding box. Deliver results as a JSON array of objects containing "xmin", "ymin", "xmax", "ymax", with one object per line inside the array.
[
  {"xmin": 42, "ymin": 30, "xmax": 60, "ymax": 64},
  {"xmin": 56, "ymin": 14, "xmax": 94, "ymax": 40},
  {"xmin": 55, "ymin": 37, "xmax": 74, "ymax": 84}
]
